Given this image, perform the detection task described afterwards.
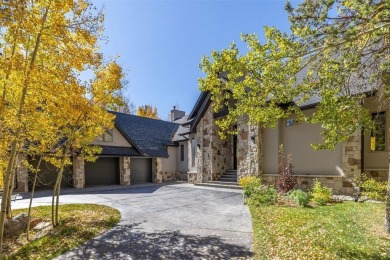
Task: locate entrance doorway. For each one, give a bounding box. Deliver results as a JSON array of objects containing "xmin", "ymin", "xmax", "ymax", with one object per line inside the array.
[{"xmin": 233, "ymin": 134, "xmax": 237, "ymax": 170}]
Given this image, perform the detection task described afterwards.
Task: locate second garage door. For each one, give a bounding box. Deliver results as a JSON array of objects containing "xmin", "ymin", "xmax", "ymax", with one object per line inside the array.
[
  {"xmin": 131, "ymin": 158, "xmax": 152, "ymax": 184},
  {"xmin": 28, "ymin": 159, "xmax": 73, "ymax": 191},
  {"xmin": 85, "ymin": 157, "xmax": 120, "ymax": 187}
]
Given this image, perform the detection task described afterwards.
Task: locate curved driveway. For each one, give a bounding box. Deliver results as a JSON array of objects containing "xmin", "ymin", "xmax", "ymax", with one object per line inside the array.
[{"xmin": 13, "ymin": 182, "xmax": 253, "ymax": 259}]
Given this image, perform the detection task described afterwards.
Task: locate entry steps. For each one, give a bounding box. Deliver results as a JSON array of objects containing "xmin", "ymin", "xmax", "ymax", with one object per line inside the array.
[{"xmin": 195, "ymin": 170, "xmax": 242, "ymax": 190}]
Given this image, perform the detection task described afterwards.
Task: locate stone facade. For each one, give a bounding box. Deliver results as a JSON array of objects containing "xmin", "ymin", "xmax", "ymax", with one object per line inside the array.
[
  {"xmin": 119, "ymin": 157, "xmax": 131, "ymax": 185},
  {"xmin": 152, "ymin": 158, "xmax": 162, "ymax": 183},
  {"xmin": 159, "ymin": 171, "xmax": 188, "ymax": 182},
  {"xmin": 237, "ymin": 116, "xmax": 262, "ymax": 181},
  {"xmin": 187, "ymin": 172, "xmax": 197, "ymax": 184},
  {"xmin": 73, "ymin": 156, "xmax": 85, "ymax": 189},
  {"xmin": 262, "ymin": 174, "xmax": 347, "ymax": 195},
  {"xmin": 365, "ymin": 169, "xmax": 388, "ymax": 182},
  {"xmin": 194, "ymin": 105, "xmax": 234, "ymax": 183},
  {"xmin": 341, "ymin": 131, "xmax": 362, "ymax": 194},
  {"xmin": 15, "ymin": 155, "xmax": 28, "ymax": 193}
]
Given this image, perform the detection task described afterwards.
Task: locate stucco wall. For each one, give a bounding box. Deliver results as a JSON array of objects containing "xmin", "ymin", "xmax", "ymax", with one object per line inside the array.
[
  {"xmin": 263, "ymin": 126, "xmax": 279, "ymax": 174},
  {"xmin": 92, "ymin": 127, "xmax": 132, "ymax": 147},
  {"xmin": 264, "ymin": 109, "xmax": 349, "ymax": 176},
  {"xmin": 161, "ymin": 146, "xmax": 177, "ymax": 172},
  {"xmin": 176, "ymin": 141, "xmax": 188, "ymax": 172},
  {"xmin": 282, "ymin": 109, "xmax": 342, "ymax": 175}
]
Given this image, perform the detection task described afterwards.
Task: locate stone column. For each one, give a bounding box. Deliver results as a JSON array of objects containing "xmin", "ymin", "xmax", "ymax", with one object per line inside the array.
[
  {"xmin": 237, "ymin": 115, "xmax": 262, "ymax": 181},
  {"xmin": 200, "ymin": 106, "xmax": 213, "ymax": 182},
  {"xmin": 15, "ymin": 155, "xmax": 29, "ymax": 193},
  {"xmin": 120, "ymin": 157, "xmax": 131, "ymax": 186},
  {"xmin": 152, "ymin": 158, "xmax": 163, "ymax": 183},
  {"xmin": 342, "ymin": 131, "xmax": 361, "ymax": 194},
  {"xmin": 73, "ymin": 156, "xmax": 85, "ymax": 189},
  {"xmin": 195, "ymin": 123, "xmax": 203, "ymax": 183}
]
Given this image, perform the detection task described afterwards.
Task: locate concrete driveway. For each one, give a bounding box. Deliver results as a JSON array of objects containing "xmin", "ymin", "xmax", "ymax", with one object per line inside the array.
[{"xmin": 13, "ymin": 182, "xmax": 253, "ymax": 259}]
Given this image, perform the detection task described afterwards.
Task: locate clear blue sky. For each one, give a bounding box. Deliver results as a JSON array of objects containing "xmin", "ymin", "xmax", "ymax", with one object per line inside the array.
[{"xmin": 92, "ymin": 0, "xmax": 298, "ymax": 120}]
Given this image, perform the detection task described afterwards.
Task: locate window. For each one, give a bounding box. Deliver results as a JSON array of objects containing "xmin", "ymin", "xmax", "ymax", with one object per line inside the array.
[
  {"xmin": 371, "ymin": 112, "xmax": 386, "ymax": 151},
  {"xmin": 95, "ymin": 129, "xmax": 113, "ymax": 143},
  {"xmin": 191, "ymin": 138, "xmax": 196, "ymax": 167},
  {"xmin": 286, "ymin": 119, "xmax": 299, "ymax": 127},
  {"xmin": 180, "ymin": 145, "xmax": 184, "ymax": 162}
]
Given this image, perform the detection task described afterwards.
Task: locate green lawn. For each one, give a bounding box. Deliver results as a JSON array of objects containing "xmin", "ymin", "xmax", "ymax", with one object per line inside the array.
[
  {"xmin": 250, "ymin": 202, "xmax": 390, "ymax": 259},
  {"xmin": 5, "ymin": 204, "xmax": 120, "ymax": 259}
]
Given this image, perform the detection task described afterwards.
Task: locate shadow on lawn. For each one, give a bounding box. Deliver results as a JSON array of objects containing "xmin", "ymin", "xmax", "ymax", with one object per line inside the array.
[{"xmin": 58, "ymin": 223, "xmax": 253, "ymax": 259}]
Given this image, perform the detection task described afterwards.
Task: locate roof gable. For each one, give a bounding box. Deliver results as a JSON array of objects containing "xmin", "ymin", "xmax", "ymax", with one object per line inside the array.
[{"xmin": 112, "ymin": 112, "xmax": 179, "ymax": 158}]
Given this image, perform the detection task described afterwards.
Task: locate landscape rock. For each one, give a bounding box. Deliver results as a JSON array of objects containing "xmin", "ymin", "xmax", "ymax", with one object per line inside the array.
[
  {"xmin": 29, "ymin": 218, "xmax": 43, "ymax": 229},
  {"xmin": 4, "ymin": 213, "xmax": 28, "ymax": 237}
]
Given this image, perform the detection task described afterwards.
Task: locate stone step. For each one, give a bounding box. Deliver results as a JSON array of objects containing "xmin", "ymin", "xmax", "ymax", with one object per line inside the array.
[
  {"xmin": 195, "ymin": 182, "xmax": 242, "ymax": 190},
  {"xmin": 209, "ymin": 181, "xmax": 240, "ymax": 186},
  {"xmin": 223, "ymin": 172, "xmax": 237, "ymax": 176},
  {"xmin": 225, "ymin": 170, "xmax": 238, "ymax": 173},
  {"xmin": 219, "ymin": 176, "xmax": 237, "ymax": 181}
]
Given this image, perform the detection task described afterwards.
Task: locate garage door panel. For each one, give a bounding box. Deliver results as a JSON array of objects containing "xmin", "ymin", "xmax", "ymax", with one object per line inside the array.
[
  {"xmin": 29, "ymin": 160, "xmax": 73, "ymax": 190},
  {"xmin": 85, "ymin": 157, "xmax": 119, "ymax": 186},
  {"xmin": 131, "ymin": 158, "xmax": 152, "ymax": 183}
]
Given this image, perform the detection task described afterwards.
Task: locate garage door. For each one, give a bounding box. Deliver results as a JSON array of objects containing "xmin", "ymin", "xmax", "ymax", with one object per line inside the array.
[
  {"xmin": 28, "ymin": 159, "xmax": 73, "ymax": 190},
  {"xmin": 131, "ymin": 158, "xmax": 152, "ymax": 184},
  {"xmin": 85, "ymin": 157, "xmax": 120, "ymax": 187}
]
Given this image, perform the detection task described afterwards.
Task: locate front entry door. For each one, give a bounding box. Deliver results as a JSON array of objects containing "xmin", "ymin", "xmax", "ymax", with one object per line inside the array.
[{"xmin": 233, "ymin": 134, "xmax": 237, "ymax": 170}]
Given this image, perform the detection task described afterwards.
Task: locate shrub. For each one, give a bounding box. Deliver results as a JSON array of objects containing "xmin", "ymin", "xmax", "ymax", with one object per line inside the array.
[
  {"xmin": 248, "ymin": 185, "xmax": 278, "ymax": 206},
  {"xmin": 311, "ymin": 179, "xmax": 333, "ymax": 206},
  {"xmin": 277, "ymin": 146, "xmax": 297, "ymax": 194},
  {"xmin": 288, "ymin": 189, "xmax": 311, "ymax": 207},
  {"xmin": 361, "ymin": 178, "xmax": 387, "ymax": 201},
  {"xmin": 239, "ymin": 176, "xmax": 262, "ymax": 199}
]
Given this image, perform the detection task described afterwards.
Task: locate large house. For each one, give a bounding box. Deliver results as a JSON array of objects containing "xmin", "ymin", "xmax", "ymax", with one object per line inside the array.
[{"xmin": 15, "ymin": 92, "xmax": 388, "ymax": 195}]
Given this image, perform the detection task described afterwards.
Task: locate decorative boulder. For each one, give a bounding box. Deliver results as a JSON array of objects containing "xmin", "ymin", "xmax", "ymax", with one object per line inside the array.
[{"xmin": 4, "ymin": 213, "xmax": 28, "ymax": 237}]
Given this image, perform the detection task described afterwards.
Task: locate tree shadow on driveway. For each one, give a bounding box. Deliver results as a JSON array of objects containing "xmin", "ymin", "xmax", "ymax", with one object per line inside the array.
[{"xmin": 58, "ymin": 223, "xmax": 254, "ymax": 259}]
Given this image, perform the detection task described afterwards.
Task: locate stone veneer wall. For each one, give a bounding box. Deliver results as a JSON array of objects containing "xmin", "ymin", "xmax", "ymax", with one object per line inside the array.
[
  {"xmin": 341, "ymin": 131, "xmax": 362, "ymax": 194},
  {"xmin": 73, "ymin": 156, "xmax": 85, "ymax": 189},
  {"xmin": 262, "ymin": 175, "xmax": 346, "ymax": 195},
  {"xmin": 152, "ymin": 158, "xmax": 162, "ymax": 183},
  {"xmin": 194, "ymin": 105, "xmax": 234, "ymax": 183},
  {"xmin": 119, "ymin": 157, "xmax": 131, "ymax": 185},
  {"xmin": 236, "ymin": 116, "xmax": 263, "ymax": 181},
  {"xmin": 211, "ymin": 123, "xmax": 232, "ymax": 181},
  {"xmin": 153, "ymin": 157, "xmax": 189, "ymax": 183},
  {"xmin": 365, "ymin": 170, "xmax": 388, "ymax": 182},
  {"xmin": 15, "ymin": 155, "xmax": 28, "ymax": 192},
  {"xmin": 197, "ymin": 106, "xmax": 213, "ymax": 182},
  {"xmin": 160, "ymin": 172, "xmax": 188, "ymax": 182}
]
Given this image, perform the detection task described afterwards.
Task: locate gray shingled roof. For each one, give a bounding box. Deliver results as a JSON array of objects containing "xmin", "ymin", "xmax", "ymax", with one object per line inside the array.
[
  {"xmin": 100, "ymin": 146, "xmax": 141, "ymax": 156},
  {"xmin": 112, "ymin": 112, "xmax": 179, "ymax": 158},
  {"xmin": 172, "ymin": 115, "xmax": 191, "ymax": 142}
]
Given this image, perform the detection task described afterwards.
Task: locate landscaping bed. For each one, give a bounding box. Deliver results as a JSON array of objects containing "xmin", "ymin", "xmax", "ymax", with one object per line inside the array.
[
  {"xmin": 250, "ymin": 201, "xmax": 389, "ymax": 259},
  {"xmin": 4, "ymin": 204, "xmax": 120, "ymax": 259}
]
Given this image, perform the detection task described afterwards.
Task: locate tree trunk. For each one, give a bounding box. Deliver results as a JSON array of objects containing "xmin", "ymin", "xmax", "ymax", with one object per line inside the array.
[
  {"xmin": 0, "ymin": 138, "xmax": 21, "ymax": 251},
  {"xmin": 27, "ymin": 157, "xmax": 42, "ymax": 241},
  {"xmin": 0, "ymin": 4, "xmax": 50, "ymax": 250},
  {"xmin": 51, "ymin": 143, "xmax": 70, "ymax": 227},
  {"xmin": 6, "ymin": 154, "xmax": 19, "ymax": 219},
  {"xmin": 52, "ymin": 167, "xmax": 63, "ymax": 227}
]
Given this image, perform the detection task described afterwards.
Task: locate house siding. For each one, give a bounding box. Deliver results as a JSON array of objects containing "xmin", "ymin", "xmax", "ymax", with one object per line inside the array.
[{"xmin": 92, "ymin": 126, "xmax": 132, "ymax": 147}]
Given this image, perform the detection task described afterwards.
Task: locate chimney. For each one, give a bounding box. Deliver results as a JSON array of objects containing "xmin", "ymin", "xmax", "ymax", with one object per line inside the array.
[{"xmin": 170, "ymin": 106, "xmax": 185, "ymax": 122}]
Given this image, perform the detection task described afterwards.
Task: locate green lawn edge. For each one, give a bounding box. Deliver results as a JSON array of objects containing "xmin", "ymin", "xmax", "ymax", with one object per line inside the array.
[
  {"xmin": 250, "ymin": 201, "xmax": 389, "ymax": 259},
  {"xmin": 6, "ymin": 204, "xmax": 121, "ymax": 259}
]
